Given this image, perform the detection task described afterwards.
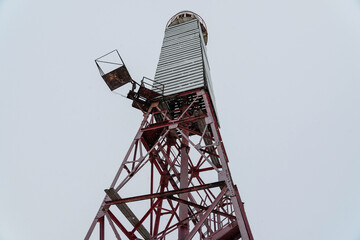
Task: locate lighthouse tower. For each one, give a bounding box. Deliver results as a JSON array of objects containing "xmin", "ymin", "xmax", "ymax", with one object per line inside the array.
[{"xmin": 85, "ymin": 11, "xmax": 254, "ymax": 240}]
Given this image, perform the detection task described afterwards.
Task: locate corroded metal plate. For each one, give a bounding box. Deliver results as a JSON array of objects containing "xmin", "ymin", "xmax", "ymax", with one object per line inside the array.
[{"xmin": 102, "ymin": 65, "xmax": 131, "ymax": 91}]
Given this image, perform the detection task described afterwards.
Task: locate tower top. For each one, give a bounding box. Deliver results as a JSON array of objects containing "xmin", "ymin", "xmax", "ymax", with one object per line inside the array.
[{"xmin": 166, "ymin": 10, "xmax": 208, "ymax": 45}]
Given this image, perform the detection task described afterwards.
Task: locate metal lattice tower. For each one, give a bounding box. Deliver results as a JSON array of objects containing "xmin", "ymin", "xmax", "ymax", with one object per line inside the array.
[{"xmin": 86, "ymin": 11, "xmax": 254, "ymax": 240}]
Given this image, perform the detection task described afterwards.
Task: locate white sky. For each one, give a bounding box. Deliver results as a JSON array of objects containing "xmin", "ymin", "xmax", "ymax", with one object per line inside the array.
[{"xmin": 1, "ymin": 0, "xmax": 360, "ymax": 239}]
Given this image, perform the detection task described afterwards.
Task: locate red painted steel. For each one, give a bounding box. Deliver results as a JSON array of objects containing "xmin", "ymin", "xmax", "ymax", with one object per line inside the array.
[
  {"xmin": 99, "ymin": 216, "xmax": 105, "ymax": 240},
  {"xmin": 84, "ymin": 90, "xmax": 254, "ymax": 239},
  {"xmin": 86, "ymin": 10, "xmax": 254, "ymax": 240}
]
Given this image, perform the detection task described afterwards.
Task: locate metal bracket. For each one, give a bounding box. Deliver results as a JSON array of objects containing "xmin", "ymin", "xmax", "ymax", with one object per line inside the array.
[
  {"xmin": 205, "ymin": 117, "xmax": 213, "ymax": 125},
  {"xmin": 169, "ymin": 123, "xmax": 178, "ymax": 129}
]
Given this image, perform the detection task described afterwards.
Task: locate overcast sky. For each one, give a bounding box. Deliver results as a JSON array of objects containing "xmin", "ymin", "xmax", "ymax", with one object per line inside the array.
[{"xmin": 1, "ymin": 0, "xmax": 360, "ymax": 239}]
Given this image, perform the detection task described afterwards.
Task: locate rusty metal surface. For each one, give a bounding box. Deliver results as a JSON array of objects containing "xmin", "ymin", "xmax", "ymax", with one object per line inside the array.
[
  {"xmin": 102, "ymin": 65, "xmax": 132, "ymax": 91},
  {"xmin": 95, "ymin": 49, "xmax": 133, "ymax": 91},
  {"xmin": 128, "ymin": 85, "xmax": 162, "ymax": 112}
]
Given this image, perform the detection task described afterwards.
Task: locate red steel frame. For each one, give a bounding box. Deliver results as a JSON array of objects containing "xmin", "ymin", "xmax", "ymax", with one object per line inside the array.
[{"xmin": 84, "ymin": 89, "xmax": 254, "ymax": 240}]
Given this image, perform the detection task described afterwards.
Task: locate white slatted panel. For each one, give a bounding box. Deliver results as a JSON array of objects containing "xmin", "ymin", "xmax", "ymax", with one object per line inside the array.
[
  {"xmin": 153, "ymin": 20, "xmax": 205, "ymax": 96},
  {"xmin": 152, "ymin": 18, "xmax": 218, "ymax": 121}
]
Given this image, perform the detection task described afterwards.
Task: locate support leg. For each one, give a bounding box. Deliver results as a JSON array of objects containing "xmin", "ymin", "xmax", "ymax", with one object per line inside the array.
[{"xmin": 179, "ymin": 129, "xmax": 189, "ymax": 240}]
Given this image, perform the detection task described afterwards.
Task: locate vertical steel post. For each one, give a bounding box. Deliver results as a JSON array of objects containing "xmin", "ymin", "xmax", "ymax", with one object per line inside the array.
[
  {"xmin": 99, "ymin": 216, "xmax": 105, "ymax": 240},
  {"xmin": 179, "ymin": 128, "xmax": 189, "ymax": 240}
]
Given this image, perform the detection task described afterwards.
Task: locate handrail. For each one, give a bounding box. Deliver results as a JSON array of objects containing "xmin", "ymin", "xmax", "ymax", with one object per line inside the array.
[{"xmin": 141, "ymin": 77, "xmax": 165, "ymax": 97}]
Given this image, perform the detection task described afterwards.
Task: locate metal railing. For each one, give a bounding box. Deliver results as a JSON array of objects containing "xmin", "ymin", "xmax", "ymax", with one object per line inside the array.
[
  {"xmin": 95, "ymin": 49, "xmax": 125, "ymax": 76},
  {"xmin": 141, "ymin": 77, "xmax": 165, "ymax": 97}
]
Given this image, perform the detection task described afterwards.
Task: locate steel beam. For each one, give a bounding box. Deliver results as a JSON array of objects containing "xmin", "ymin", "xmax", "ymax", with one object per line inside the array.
[
  {"xmin": 185, "ymin": 186, "xmax": 228, "ymax": 240},
  {"xmin": 105, "ymin": 181, "xmax": 225, "ymax": 205}
]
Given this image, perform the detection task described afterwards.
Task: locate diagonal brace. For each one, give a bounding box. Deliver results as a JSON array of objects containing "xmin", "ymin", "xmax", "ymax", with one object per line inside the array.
[{"xmin": 105, "ymin": 181, "xmax": 225, "ymax": 205}]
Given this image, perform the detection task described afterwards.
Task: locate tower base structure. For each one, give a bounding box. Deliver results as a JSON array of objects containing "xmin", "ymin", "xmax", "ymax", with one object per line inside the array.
[{"xmin": 84, "ymin": 89, "xmax": 253, "ymax": 240}]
